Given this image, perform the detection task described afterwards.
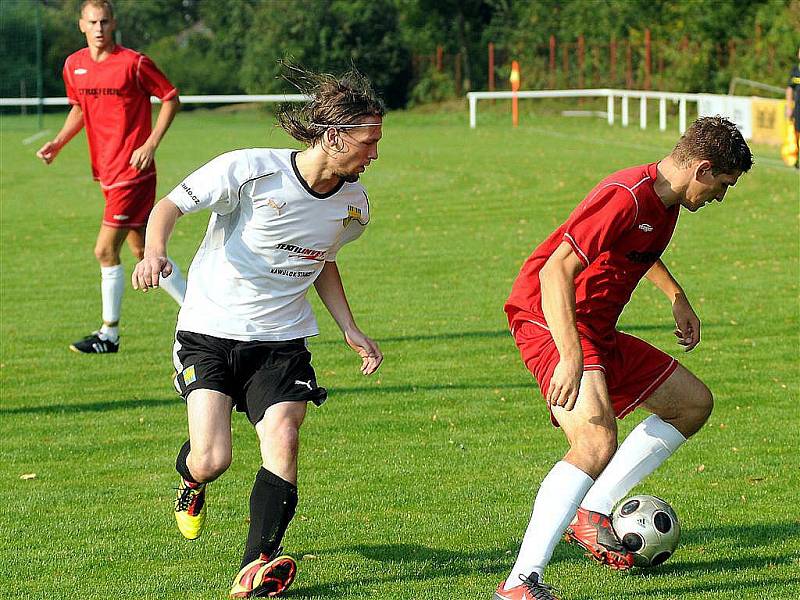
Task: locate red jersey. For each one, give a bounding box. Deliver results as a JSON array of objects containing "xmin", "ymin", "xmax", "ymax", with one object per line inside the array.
[
  {"xmin": 505, "ymin": 162, "xmax": 679, "ymax": 348},
  {"xmin": 63, "ymin": 46, "xmax": 177, "ymax": 189}
]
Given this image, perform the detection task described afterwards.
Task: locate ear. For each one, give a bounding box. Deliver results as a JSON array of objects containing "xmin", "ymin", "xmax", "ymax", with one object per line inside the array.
[{"xmin": 694, "ymin": 159, "xmax": 713, "ymax": 180}]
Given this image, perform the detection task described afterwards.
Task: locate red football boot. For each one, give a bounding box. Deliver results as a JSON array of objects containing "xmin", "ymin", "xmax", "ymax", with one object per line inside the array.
[
  {"xmin": 229, "ymin": 550, "xmax": 297, "ymax": 598},
  {"xmin": 494, "ymin": 573, "xmax": 561, "ymax": 600},
  {"xmin": 564, "ymin": 507, "xmax": 634, "ymax": 570}
]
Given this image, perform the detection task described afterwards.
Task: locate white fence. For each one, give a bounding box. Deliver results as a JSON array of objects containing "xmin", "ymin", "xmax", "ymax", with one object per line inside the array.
[{"xmin": 466, "ymin": 88, "xmax": 755, "ymax": 137}]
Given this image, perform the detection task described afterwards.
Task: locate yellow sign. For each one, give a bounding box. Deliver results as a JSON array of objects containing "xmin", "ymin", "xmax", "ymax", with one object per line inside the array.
[{"xmin": 750, "ymin": 98, "xmax": 787, "ymax": 146}]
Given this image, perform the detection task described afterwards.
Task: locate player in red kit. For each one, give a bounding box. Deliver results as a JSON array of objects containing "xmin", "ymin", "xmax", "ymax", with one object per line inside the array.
[
  {"xmin": 494, "ymin": 117, "xmax": 753, "ymax": 600},
  {"xmin": 36, "ymin": 0, "xmax": 185, "ymax": 354}
]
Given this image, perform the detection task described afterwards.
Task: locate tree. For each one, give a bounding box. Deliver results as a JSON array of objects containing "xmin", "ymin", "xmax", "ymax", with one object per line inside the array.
[{"xmin": 239, "ymin": 0, "xmax": 412, "ymax": 108}]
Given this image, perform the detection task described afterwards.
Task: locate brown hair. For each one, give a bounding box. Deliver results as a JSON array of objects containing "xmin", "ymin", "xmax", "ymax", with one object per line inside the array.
[
  {"xmin": 80, "ymin": 0, "xmax": 114, "ymax": 18},
  {"xmin": 276, "ymin": 62, "xmax": 385, "ymax": 146},
  {"xmin": 670, "ymin": 116, "xmax": 753, "ymax": 174}
]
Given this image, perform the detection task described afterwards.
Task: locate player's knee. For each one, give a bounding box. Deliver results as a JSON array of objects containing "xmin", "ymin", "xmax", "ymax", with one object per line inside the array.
[
  {"xmin": 270, "ymin": 423, "xmax": 301, "ymax": 454},
  {"xmin": 93, "ymin": 243, "xmax": 118, "ymax": 265},
  {"xmin": 189, "ymin": 449, "xmax": 231, "ymax": 482},
  {"xmin": 569, "ymin": 432, "xmax": 617, "ymax": 478},
  {"xmin": 689, "ymin": 383, "xmax": 714, "ymax": 428},
  {"xmin": 130, "ymin": 245, "xmax": 145, "ymax": 261}
]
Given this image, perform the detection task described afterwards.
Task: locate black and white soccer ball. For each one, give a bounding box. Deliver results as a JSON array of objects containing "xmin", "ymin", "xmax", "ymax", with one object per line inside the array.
[{"xmin": 611, "ymin": 495, "xmax": 680, "ymax": 568}]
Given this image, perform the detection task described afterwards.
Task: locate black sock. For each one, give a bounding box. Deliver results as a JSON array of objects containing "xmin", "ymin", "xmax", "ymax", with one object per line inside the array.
[
  {"xmin": 175, "ymin": 440, "xmax": 199, "ymax": 484},
  {"xmin": 241, "ymin": 468, "xmax": 298, "ymax": 568}
]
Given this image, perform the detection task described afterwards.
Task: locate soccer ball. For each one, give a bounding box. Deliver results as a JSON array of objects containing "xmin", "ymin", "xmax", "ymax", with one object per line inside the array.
[{"xmin": 611, "ymin": 495, "xmax": 680, "ymax": 567}]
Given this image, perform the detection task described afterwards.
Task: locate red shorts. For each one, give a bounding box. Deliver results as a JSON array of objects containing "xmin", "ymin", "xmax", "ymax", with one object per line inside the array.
[
  {"xmin": 511, "ymin": 318, "xmax": 677, "ymax": 425},
  {"xmin": 101, "ymin": 175, "xmax": 156, "ymax": 229}
]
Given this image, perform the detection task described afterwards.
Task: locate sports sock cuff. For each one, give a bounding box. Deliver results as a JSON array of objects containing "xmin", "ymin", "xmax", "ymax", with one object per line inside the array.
[
  {"xmin": 642, "ymin": 415, "xmax": 687, "ymax": 452},
  {"xmin": 176, "ymin": 440, "xmax": 199, "ymax": 483},
  {"xmin": 544, "ymin": 460, "xmax": 595, "ymax": 492},
  {"xmin": 101, "ymin": 264, "xmax": 124, "ymax": 278},
  {"xmin": 256, "ymin": 467, "xmax": 298, "ymax": 495}
]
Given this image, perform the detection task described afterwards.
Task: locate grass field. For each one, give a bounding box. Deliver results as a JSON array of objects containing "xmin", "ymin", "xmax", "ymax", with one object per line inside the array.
[{"xmin": 1, "ymin": 103, "xmax": 798, "ymax": 600}]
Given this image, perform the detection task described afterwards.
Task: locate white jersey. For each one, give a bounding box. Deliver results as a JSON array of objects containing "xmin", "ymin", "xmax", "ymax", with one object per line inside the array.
[{"xmin": 167, "ymin": 148, "xmax": 369, "ymax": 341}]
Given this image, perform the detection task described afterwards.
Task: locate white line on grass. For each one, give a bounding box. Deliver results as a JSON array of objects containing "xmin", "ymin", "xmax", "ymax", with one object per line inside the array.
[{"xmin": 22, "ymin": 130, "xmax": 51, "ymax": 145}]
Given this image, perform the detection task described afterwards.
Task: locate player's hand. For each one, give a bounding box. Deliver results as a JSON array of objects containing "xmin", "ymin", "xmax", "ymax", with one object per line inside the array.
[
  {"xmin": 344, "ymin": 328, "xmax": 383, "ymax": 375},
  {"xmin": 672, "ymin": 294, "xmax": 700, "ymax": 351},
  {"xmin": 132, "ymin": 255, "xmax": 173, "ymax": 291},
  {"xmin": 547, "ymin": 356, "xmax": 583, "ymax": 411},
  {"xmin": 130, "ymin": 142, "xmax": 156, "ymax": 171},
  {"xmin": 36, "ymin": 141, "xmax": 60, "ymax": 165}
]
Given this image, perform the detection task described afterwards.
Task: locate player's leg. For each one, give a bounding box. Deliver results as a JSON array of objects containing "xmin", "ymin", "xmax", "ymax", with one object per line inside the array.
[
  {"xmin": 580, "ymin": 338, "xmax": 711, "ymax": 518},
  {"xmin": 69, "ymin": 224, "xmax": 128, "ymax": 353},
  {"xmin": 174, "ymin": 388, "xmax": 234, "ymax": 540},
  {"xmin": 230, "ymin": 401, "xmax": 305, "ymax": 599},
  {"xmin": 501, "ymin": 370, "xmax": 621, "ymax": 598}
]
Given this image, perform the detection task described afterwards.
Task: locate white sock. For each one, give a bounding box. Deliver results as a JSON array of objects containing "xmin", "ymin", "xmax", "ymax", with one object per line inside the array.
[
  {"xmin": 99, "ymin": 324, "xmax": 119, "ymax": 342},
  {"xmin": 159, "ymin": 257, "xmax": 186, "ymax": 306},
  {"xmin": 580, "ymin": 415, "xmax": 687, "ymax": 515},
  {"xmin": 100, "ymin": 264, "xmax": 124, "ymax": 339},
  {"xmin": 505, "ymin": 461, "xmax": 593, "ymax": 590}
]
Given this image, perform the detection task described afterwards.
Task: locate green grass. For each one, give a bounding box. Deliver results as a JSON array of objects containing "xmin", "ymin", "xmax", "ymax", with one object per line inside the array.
[{"xmin": 1, "ymin": 104, "xmax": 799, "ymax": 600}]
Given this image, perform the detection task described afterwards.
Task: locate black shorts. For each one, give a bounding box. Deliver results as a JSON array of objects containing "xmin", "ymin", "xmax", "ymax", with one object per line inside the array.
[{"xmin": 172, "ymin": 331, "xmax": 328, "ymax": 425}]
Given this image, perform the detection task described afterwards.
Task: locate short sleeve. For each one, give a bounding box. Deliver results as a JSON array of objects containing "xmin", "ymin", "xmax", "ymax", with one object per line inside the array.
[
  {"xmin": 563, "ymin": 184, "xmax": 638, "ymax": 267},
  {"xmin": 63, "ymin": 59, "xmax": 78, "ymax": 105},
  {"xmin": 167, "ymin": 150, "xmax": 252, "ymax": 215},
  {"xmin": 136, "ymin": 54, "xmax": 178, "ymax": 100}
]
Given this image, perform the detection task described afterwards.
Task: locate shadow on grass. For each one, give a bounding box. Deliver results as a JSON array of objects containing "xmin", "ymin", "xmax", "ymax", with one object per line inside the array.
[
  {"xmin": 286, "ymin": 523, "xmax": 799, "ymax": 598},
  {"xmin": 284, "ymin": 542, "xmax": 512, "ymax": 598},
  {"xmin": 0, "ymin": 397, "xmax": 178, "ymax": 415}
]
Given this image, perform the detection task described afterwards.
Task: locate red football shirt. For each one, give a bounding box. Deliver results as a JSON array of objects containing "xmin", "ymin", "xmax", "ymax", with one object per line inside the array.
[
  {"xmin": 505, "ymin": 162, "xmax": 680, "ymax": 348},
  {"xmin": 63, "ymin": 46, "xmax": 177, "ymax": 189}
]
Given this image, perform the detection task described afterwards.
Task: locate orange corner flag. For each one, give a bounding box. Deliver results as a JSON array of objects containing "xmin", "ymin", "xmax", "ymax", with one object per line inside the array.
[
  {"xmin": 510, "ymin": 60, "xmax": 520, "ymax": 127},
  {"xmin": 510, "ymin": 60, "xmax": 521, "ymax": 92}
]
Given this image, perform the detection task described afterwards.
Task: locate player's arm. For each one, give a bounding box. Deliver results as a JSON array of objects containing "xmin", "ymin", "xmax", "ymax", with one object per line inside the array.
[
  {"xmin": 36, "ymin": 105, "xmax": 84, "ymax": 165},
  {"xmin": 130, "ymin": 97, "xmax": 181, "ymax": 171},
  {"xmin": 787, "ymin": 85, "xmax": 794, "ymax": 120},
  {"xmin": 539, "ymin": 241, "xmax": 585, "ymax": 410},
  {"xmin": 645, "ymin": 259, "xmax": 700, "ymax": 351},
  {"xmin": 131, "ymin": 198, "xmax": 184, "ymax": 291},
  {"xmin": 314, "ymin": 261, "xmax": 382, "ymax": 375}
]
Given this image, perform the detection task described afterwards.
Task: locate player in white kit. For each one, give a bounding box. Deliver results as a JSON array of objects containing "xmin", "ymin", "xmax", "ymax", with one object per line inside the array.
[{"xmin": 131, "ymin": 67, "xmax": 384, "ymax": 598}]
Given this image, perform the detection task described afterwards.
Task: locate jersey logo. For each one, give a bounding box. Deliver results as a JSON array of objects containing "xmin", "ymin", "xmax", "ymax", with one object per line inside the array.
[
  {"xmin": 112, "ymin": 214, "xmax": 130, "ymax": 221},
  {"xmin": 294, "ymin": 379, "xmax": 313, "ymax": 391},
  {"xmin": 74, "ymin": 68, "xmax": 88, "ymax": 75},
  {"xmin": 342, "ymin": 205, "xmax": 365, "ymax": 227},
  {"xmin": 255, "ymin": 197, "xmax": 286, "ymax": 215},
  {"xmin": 638, "ymin": 223, "xmax": 654, "ymax": 232}
]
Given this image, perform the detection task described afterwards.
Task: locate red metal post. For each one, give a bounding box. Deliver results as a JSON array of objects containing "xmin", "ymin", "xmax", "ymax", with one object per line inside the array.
[
  {"xmin": 644, "ymin": 28, "xmax": 651, "ymax": 90},
  {"xmin": 436, "ymin": 45, "xmax": 443, "ymax": 72},
  {"xmin": 610, "ymin": 37, "xmax": 617, "ymax": 86},
  {"xmin": 626, "ymin": 40, "xmax": 633, "ymax": 89},
  {"xmin": 549, "ymin": 35, "xmax": 556, "ymax": 88},
  {"xmin": 488, "ymin": 42, "xmax": 495, "ymax": 91}
]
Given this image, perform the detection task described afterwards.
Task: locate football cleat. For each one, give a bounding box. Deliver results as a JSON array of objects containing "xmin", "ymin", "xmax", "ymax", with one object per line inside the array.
[
  {"xmin": 229, "ymin": 550, "xmax": 297, "ymax": 598},
  {"xmin": 564, "ymin": 507, "xmax": 634, "ymax": 570},
  {"xmin": 174, "ymin": 479, "xmax": 206, "ymax": 540},
  {"xmin": 494, "ymin": 573, "xmax": 561, "ymax": 600},
  {"xmin": 69, "ymin": 331, "xmax": 119, "ymax": 354}
]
